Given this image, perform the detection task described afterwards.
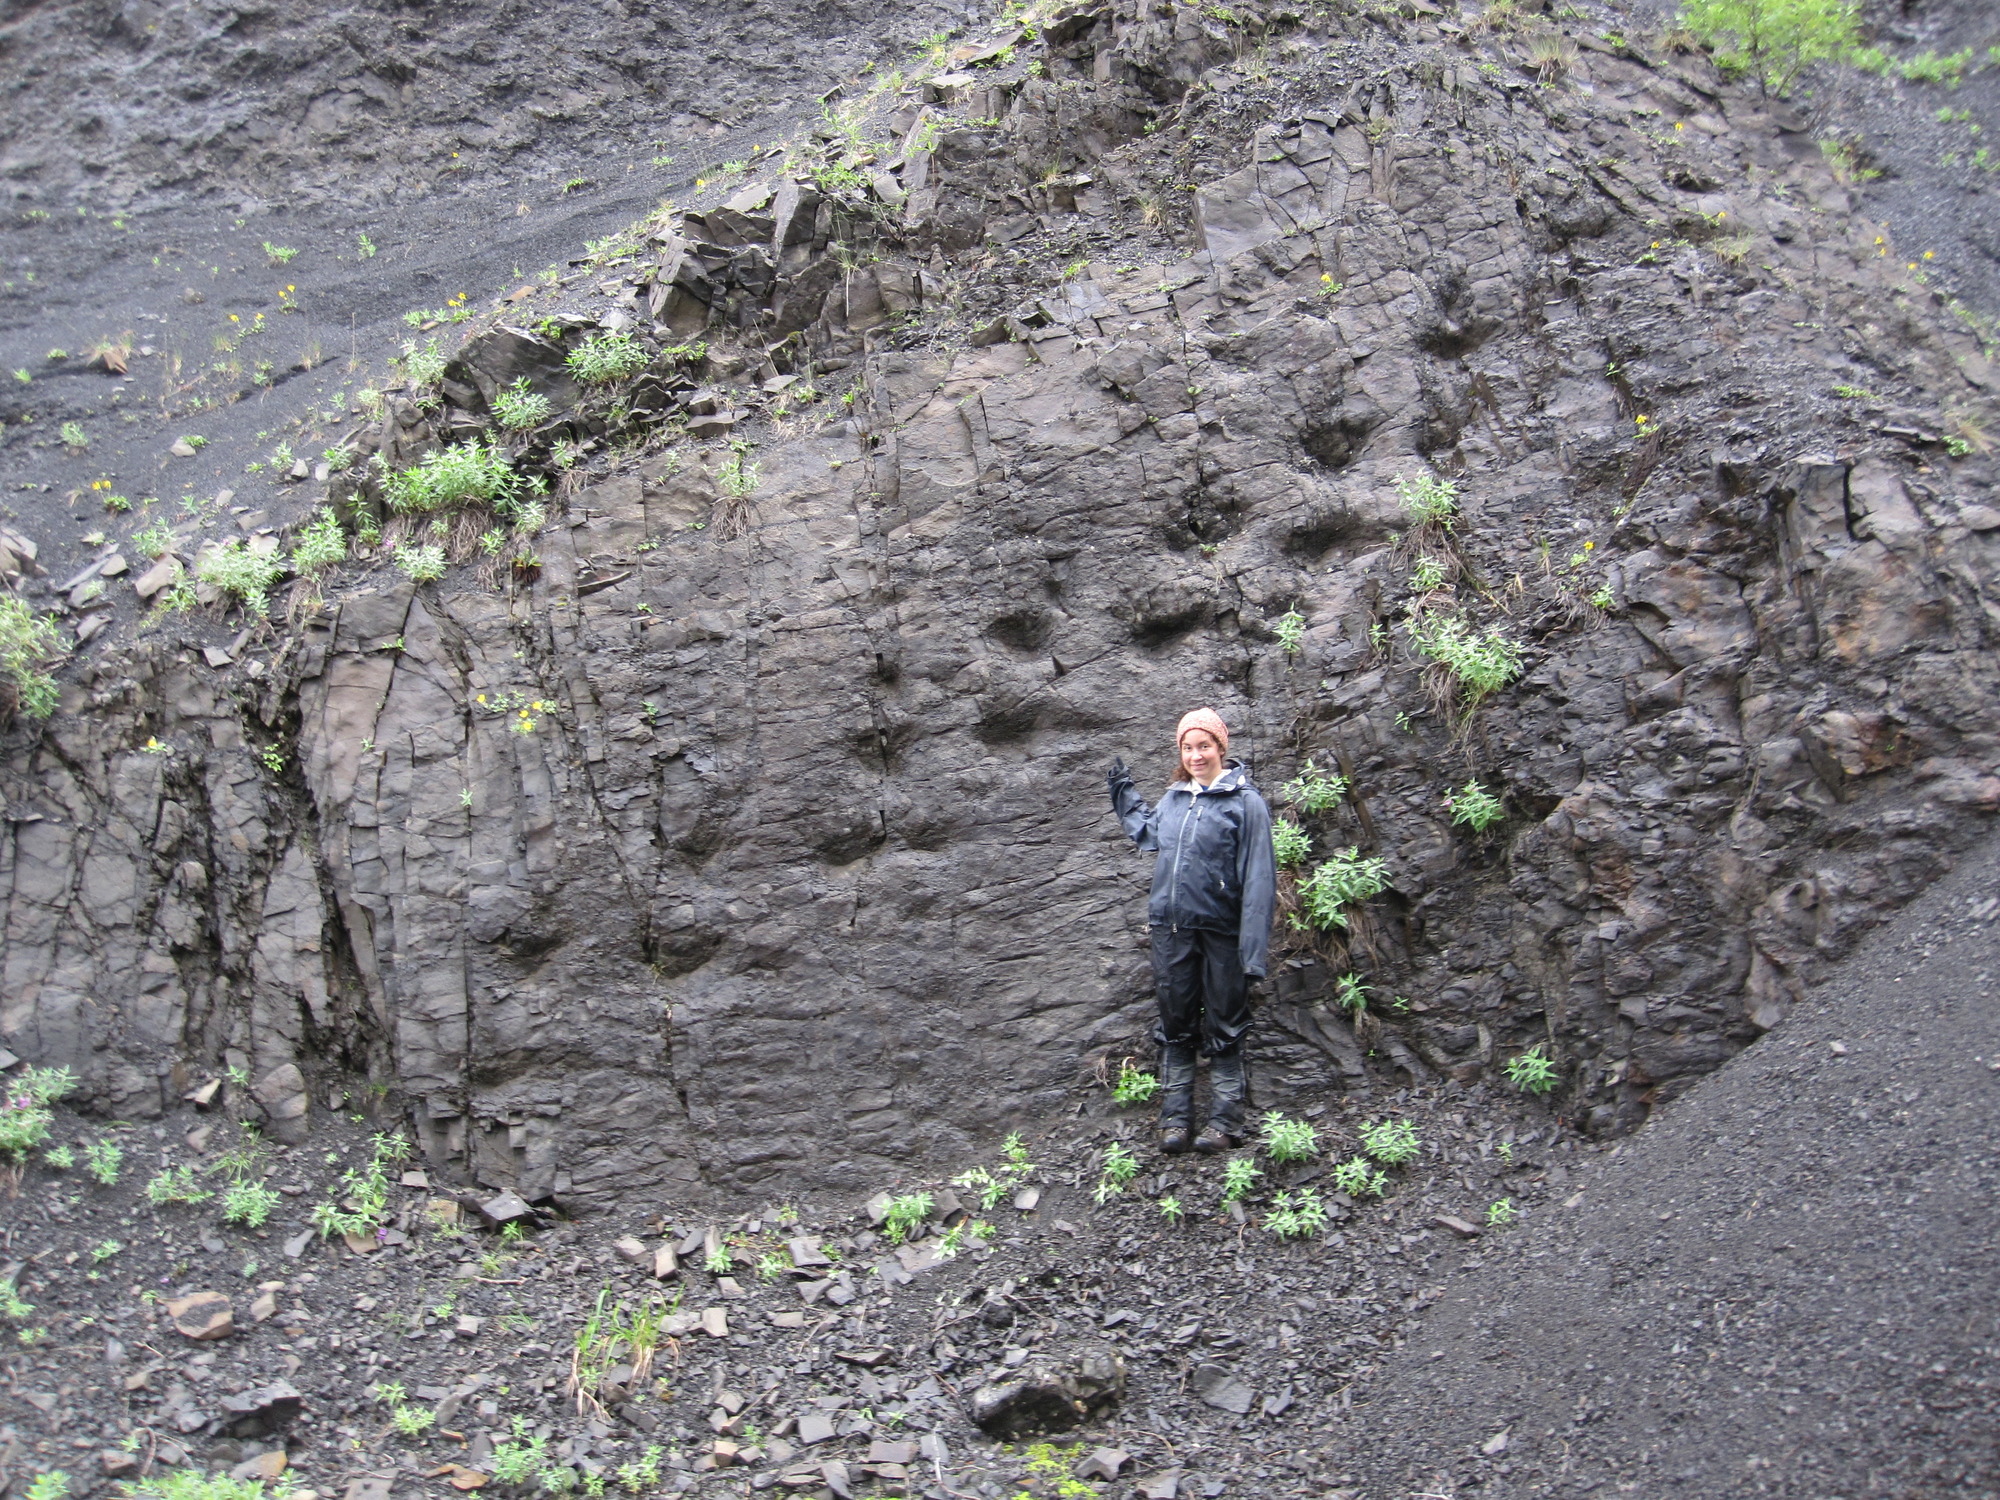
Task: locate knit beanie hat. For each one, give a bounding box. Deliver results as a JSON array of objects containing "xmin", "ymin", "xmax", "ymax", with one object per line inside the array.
[{"xmin": 1176, "ymin": 707, "xmax": 1230, "ymax": 756}]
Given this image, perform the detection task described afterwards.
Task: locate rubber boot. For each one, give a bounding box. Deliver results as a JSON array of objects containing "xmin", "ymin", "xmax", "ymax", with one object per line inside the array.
[
  {"xmin": 1194, "ymin": 1049, "xmax": 1247, "ymax": 1151},
  {"xmin": 1158, "ymin": 1041, "xmax": 1197, "ymax": 1153}
]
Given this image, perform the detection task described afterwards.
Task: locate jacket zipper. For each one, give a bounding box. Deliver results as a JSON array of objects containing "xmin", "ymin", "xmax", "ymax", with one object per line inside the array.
[{"xmin": 1166, "ymin": 787, "xmax": 1206, "ymax": 933}]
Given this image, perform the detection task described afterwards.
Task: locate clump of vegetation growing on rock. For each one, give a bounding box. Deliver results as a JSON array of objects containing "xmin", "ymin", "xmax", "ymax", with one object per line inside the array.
[
  {"xmin": 1221, "ymin": 1157, "xmax": 1261, "ymax": 1203},
  {"xmin": 1446, "ymin": 780, "xmax": 1505, "ymax": 831},
  {"xmin": 1111, "ymin": 1059, "xmax": 1159, "ymax": 1106},
  {"xmin": 0, "ymin": 1067, "xmax": 76, "ymax": 1160},
  {"xmin": 195, "ymin": 540, "xmax": 283, "ymax": 615},
  {"xmin": 400, "ymin": 338, "xmax": 448, "ymax": 389},
  {"xmin": 1271, "ymin": 817, "xmax": 1311, "ymax": 868},
  {"xmin": 1280, "ymin": 758, "xmax": 1347, "ymax": 813},
  {"xmin": 1259, "ymin": 1111, "xmax": 1318, "ymax": 1163},
  {"xmin": 0, "ymin": 598, "xmax": 66, "ymax": 721},
  {"xmin": 1273, "ymin": 606, "xmax": 1306, "ymax": 656},
  {"xmin": 882, "ymin": 1191, "xmax": 934, "ymax": 1244},
  {"xmin": 1264, "ymin": 1187, "xmax": 1328, "ymax": 1239},
  {"xmin": 566, "ymin": 332, "xmax": 649, "ymax": 384},
  {"xmin": 382, "ymin": 442, "xmax": 520, "ymax": 516},
  {"xmin": 146, "ymin": 1163, "xmax": 212, "ymax": 1206},
  {"xmin": 492, "ymin": 378, "xmax": 553, "ymax": 432},
  {"xmin": 1394, "ymin": 471, "xmax": 1459, "ymax": 529},
  {"xmin": 1292, "ymin": 847, "xmax": 1389, "ymax": 931},
  {"xmin": 289, "ymin": 507, "xmax": 347, "ymax": 578},
  {"xmin": 394, "ymin": 542, "xmax": 447, "ymax": 583},
  {"xmin": 1682, "ymin": 0, "xmax": 1860, "ymax": 96},
  {"xmin": 1333, "ymin": 1155, "xmax": 1387, "ymax": 1198},
  {"xmin": 1360, "ymin": 1117, "xmax": 1421, "ymax": 1164},
  {"xmin": 953, "ymin": 1131, "xmax": 1035, "ymax": 1210},
  {"xmin": 1505, "ymin": 1043, "xmax": 1560, "ymax": 1094},
  {"xmin": 1408, "ymin": 609, "xmax": 1523, "ymax": 708},
  {"xmin": 310, "ymin": 1132, "xmax": 408, "ymax": 1240},
  {"xmin": 1093, "ymin": 1142, "xmax": 1139, "ymax": 1203}
]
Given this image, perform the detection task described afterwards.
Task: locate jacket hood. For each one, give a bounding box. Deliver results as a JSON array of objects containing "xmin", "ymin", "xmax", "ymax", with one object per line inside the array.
[{"xmin": 1168, "ymin": 761, "xmax": 1254, "ymax": 794}]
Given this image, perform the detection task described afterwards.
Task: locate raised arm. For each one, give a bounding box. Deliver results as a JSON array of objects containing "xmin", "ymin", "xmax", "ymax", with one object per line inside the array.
[
  {"xmin": 1235, "ymin": 788, "xmax": 1276, "ymax": 979},
  {"xmin": 1107, "ymin": 757, "xmax": 1158, "ymax": 851}
]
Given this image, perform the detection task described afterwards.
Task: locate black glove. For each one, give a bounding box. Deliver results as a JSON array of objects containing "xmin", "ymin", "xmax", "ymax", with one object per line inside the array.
[{"xmin": 1108, "ymin": 756, "xmax": 1129, "ymax": 785}]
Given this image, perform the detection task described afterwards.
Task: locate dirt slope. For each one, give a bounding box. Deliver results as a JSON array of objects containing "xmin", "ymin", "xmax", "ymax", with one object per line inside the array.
[{"xmin": 1334, "ymin": 827, "xmax": 2000, "ymax": 1498}]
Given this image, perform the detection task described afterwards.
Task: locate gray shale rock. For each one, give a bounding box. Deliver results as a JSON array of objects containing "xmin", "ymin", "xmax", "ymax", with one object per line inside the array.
[{"xmin": 969, "ymin": 1345, "xmax": 1125, "ymax": 1440}]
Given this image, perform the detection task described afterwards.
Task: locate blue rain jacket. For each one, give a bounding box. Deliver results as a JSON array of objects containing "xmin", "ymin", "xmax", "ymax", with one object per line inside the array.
[{"xmin": 1108, "ymin": 759, "xmax": 1277, "ymax": 979}]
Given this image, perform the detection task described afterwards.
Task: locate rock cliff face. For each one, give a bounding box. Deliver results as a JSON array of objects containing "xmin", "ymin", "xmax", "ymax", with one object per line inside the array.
[{"xmin": 6, "ymin": 0, "xmax": 1999, "ymax": 1206}]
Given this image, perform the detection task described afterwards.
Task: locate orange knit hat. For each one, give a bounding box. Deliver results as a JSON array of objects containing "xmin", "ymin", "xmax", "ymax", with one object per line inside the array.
[{"xmin": 1175, "ymin": 707, "xmax": 1230, "ymax": 755}]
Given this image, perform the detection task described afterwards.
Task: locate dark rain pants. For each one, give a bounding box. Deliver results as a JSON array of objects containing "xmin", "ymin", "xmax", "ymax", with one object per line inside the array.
[{"xmin": 1151, "ymin": 926, "xmax": 1251, "ymax": 1134}]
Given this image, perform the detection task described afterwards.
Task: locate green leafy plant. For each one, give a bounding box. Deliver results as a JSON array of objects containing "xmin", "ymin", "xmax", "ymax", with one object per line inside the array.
[
  {"xmin": 702, "ymin": 1247, "xmax": 731, "ymax": 1275},
  {"xmin": 883, "ymin": 1191, "xmax": 935, "ymax": 1244},
  {"xmin": 1259, "ymin": 1111, "xmax": 1318, "ymax": 1163},
  {"xmin": 1360, "ymin": 1118, "xmax": 1420, "ymax": 1165},
  {"xmin": 1292, "ymin": 847, "xmax": 1389, "ymax": 931},
  {"xmin": 1333, "ymin": 973, "xmax": 1368, "ymax": 1013},
  {"xmin": 1408, "ymin": 610, "xmax": 1523, "ymax": 706},
  {"xmin": 25, "ymin": 1472, "xmax": 70, "ymax": 1500},
  {"xmin": 146, "ymin": 1163, "xmax": 213, "ymax": 1206},
  {"xmin": 263, "ymin": 242, "xmax": 299, "ymax": 265},
  {"xmin": 1281, "ymin": 759, "xmax": 1348, "ymax": 813},
  {"xmin": 392, "ymin": 1404, "xmax": 436, "ymax": 1438},
  {"xmin": 1487, "ymin": 1197, "xmax": 1518, "ymax": 1226},
  {"xmin": 1681, "ymin": 0, "xmax": 1859, "ymax": 95},
  {"xmin": 383, "ymin": 442, "xmax": 520, "ymax": 515},
  {"xmin": 1094, "ymin": 1142, "xmax": 1140, "ymax": 1203},
  {"xmin": 132, "ymin": 519, "xmax": 176, "ymax": 559},
  {"xmin": 91, "ymin": 1238, "xmax": 122, "ymax": 1263},
  {"xmin": 1271, "ymin": 818, "xmax": 1311, "ymax": 869},
  {"xmin": 1504, "ymin": 1044, "xmax": 1559, "ymax": 1094},
  {"xmin": 1332, "ymin": 1155, "xmax": 1387, "ymax": 1198},
  {"xmin": 59, "ymin": 421, "xmax": 88, "ymax": 451},
  {"xmin": 222, "ymin": 1179, "xmax": 282, "ymax": 1227},
  {"xmin": 83, "ymin": 1136, "xmax": 123, "ymax": 1186},
  {"xmin": 394, "ymin": 542, "xmax": 447, "ymax": 583},
  {"xmin": 1273, "ymin": 607, "xmax": 1306, "ymax": 656},
  {"xmin": 493, "ymin": 378, "xmax": 554, "ymax": 432},
  {"xmin": 195, "ymin": 540, "xmax": 283, "ymax": 615},
  {"xmin": 1411, "ymin": 554, "xmax": 1448, "ymax": 592},
  {"xmin": 290, "ymin": 507, "xmax": 348, "ymax": 576},
  {"xmin": 616, "ymin": 1448, "xmax": 662, "ymax": 1494},
  {"xmin": 400, "ymin": 337, "xmax": 448, "ymax": 388},
  {"xmin": 1111, "ymin": 1060, "xmax": 1159, "ymax": 1106},
  {"xmin": 1264, "ymin": 1187, "xmax": 1328, "ymax": 1240},
  {"xmin": 1394, "ymin": 471, "xmax": 1459, "ymax": 528},
  {"xmin": 1221, "ymin": 1157, "xmax": 1261, "ymax": 1202},
  {"xmin": 42, "ymin": 1144, "xmax": 74, "ymax": 1170},
  {"xmin": 0, "ymin": 597, "xmax": 65, "ymax": 720},
  {"xmin": 716, "ymin": 444, "xmax": 760, "ymax": 499},
  {"xmin": 1159, "ymin": 1196, "xmax": 1184, "ymax": 1225},
  {"xmin": 1446, "ymin": 780, "xmax": 1505, "ymax": 831},
  {"xmin": 566, "ymin": 332, "xmax": 650, "ymax": 384}
]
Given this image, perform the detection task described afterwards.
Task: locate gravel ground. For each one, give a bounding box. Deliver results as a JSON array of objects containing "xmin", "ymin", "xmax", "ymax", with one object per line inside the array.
[{"xmin": 1332, "ymin": 829, "xmax": 2000, "ymax": 1499}]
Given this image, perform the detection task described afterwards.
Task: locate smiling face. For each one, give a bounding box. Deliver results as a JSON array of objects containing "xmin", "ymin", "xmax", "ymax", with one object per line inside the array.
[{"xmin": 1180, "ymin": 728, "xmax": 1223, "ymax": 785}]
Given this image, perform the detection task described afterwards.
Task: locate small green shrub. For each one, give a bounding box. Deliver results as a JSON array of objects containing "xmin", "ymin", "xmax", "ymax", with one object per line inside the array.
[
  {"xmin": 59, "ymin": 421, "xmax": 88, "ymax": 450},
  {"xmin": 1264, "ymin": 1187, "xmax": 1328, "ymax": 1239},
  {"xmin": 1259, "ymin": 1111, "xmax": 1318, "ymax": 1163},
  {"xmin": 1273, "ymin": 607, "xmax": 1306, "ymax": 656},
  {"xmin": 1333, "ymin": 973, "xmax": 1368, "ymax": 1012},
  {"xmin": 717, "ymin": 446, "xmax": 760, "ymax": 499},
  {"xmin": 1159, "ymin": 1196, "xmax": 1184, "ymax": 1224},
  {"xmin": 383, "ymin": 442, "xmax": 519, "ymax": 515},
  {"xmin": 132, "ymin": 520, "xmax": 176, "ymax": 559},
  {"xmin": 1505, "ymin": 1044, "xmax": 1559, "ymax": 1094},
  {"xmin": 43, "ymin": 1144, "xmax": 74, "ymax": 1170},
  {"xmin": 1220, "ymin": 1158, "xmax": 1261, "ymax": 1203},
  {"xmin": 83, "ymin": 1137, "xmax": 123, "ymax": 1186},
  {"xmin": 1332, "ymin": 1155, "xmax": 1387, "ymax": 1198},
  {"xmin": 0, "ymin": 597, "xmax": 65, "ymax": 720},
  {"xmin": 1447, "ymin": 780, "xmax": 1505, "ymax": 831},
  {"xmin": 1360, "ymin": 1118, "xmax": 1420, "ymax": 1164},
  {"xmin": 1680, "ymin": 0, "xmax": 1859, "ymax": 94},
  {"xmin": 25, "ymin": 1472, "xmax": 70, "ymax": 1500},
  {"xmin": 401, "ymin": 338, "xmax": 448, "ymax": 388},
  {"xmin": 1271, "ymin": 818, "xmax": 1311, "ymax": 869},
  {"xmin": 392, "ymin": 1404, "xmax": 436, "ymax": 1437},
  {"xmin": 146, "ymin": 1164, "xmax": 213, "ymax": 1206},
  {"xmin": 1408, "ymin": 610, "xmax": 1523, "ymax": 704},
  {"xmin": 1292, "ymin": 847, "xmax": 1389, "ymax": 931},
  {"xmin": 1281, "ymin": 759, "xmax": 1348, "ymax": 813},
  {"xmin": 883, "ymin": 1191, "xmax": 934, "ymax": 1244},
  {"xmin": 290, "ymin": 507, "xmax": 347, "ymax": 576},
  {"xmin": 1394, "ymin": 471, "xmax": 1459, "ymax": 528},
  {"xmin": 493, "ymin": 378, "xmax": 554, "ymax": 432},
  {"xmin": 1094, "ymin": 1142, "xmax": 1140, "ymax": 1203},
  {"xmin": 566, "ymin": 332, "xmax": 650, "ymax": 384},
  {"xmin": 1111, "ymin": 1060, "xmax": 1159, "ymax": 1106},
  {"xmin": 195, "ymin": 540, "xmax": 283, "ymax": 615},
  {"xmin": 222, "ymin": 1179, "xmax": 282, "ymax": 1227},
  {"xmin": 394, "ymin": 542, "xmax": 447, "ymax": 583},
  {"xmin": 1487, "ymin": 1197, "xmax": 1518, "ymax": 1226},
  {"xmin": 1411, "ymin": 554, "xmax": 1448, "ymax": 592}
]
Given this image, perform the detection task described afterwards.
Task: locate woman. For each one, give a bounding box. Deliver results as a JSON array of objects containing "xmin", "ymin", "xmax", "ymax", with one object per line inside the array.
[{"xmin": 1107, "ymin": 708, "xmax": 1276, "ymax": 1152}]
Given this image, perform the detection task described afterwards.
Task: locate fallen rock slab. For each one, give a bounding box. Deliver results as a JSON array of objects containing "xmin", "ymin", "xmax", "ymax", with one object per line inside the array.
[{"xmin": 165, "ymin": 1292, "xmax": 233, "ymax": 1341}]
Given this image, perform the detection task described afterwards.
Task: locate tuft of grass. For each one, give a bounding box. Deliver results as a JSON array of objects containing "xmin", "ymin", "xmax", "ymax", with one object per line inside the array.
[
  {"xmin": 222, "ymin": 1179, "xmax": 282, "ymax": 1228},
  {"xmin": 262, "ymin": 242, "xmax": 299, "ymax": 265},
  {"xmin": 146, "ymin": 1163, "xmax": 213, "ymax": 1206}
]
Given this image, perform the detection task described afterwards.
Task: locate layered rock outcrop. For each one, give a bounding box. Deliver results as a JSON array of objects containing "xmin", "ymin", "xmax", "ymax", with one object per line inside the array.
[{"xmin": 6, "ymin": 0, "xmax": 1999, "ymax": 1202}]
